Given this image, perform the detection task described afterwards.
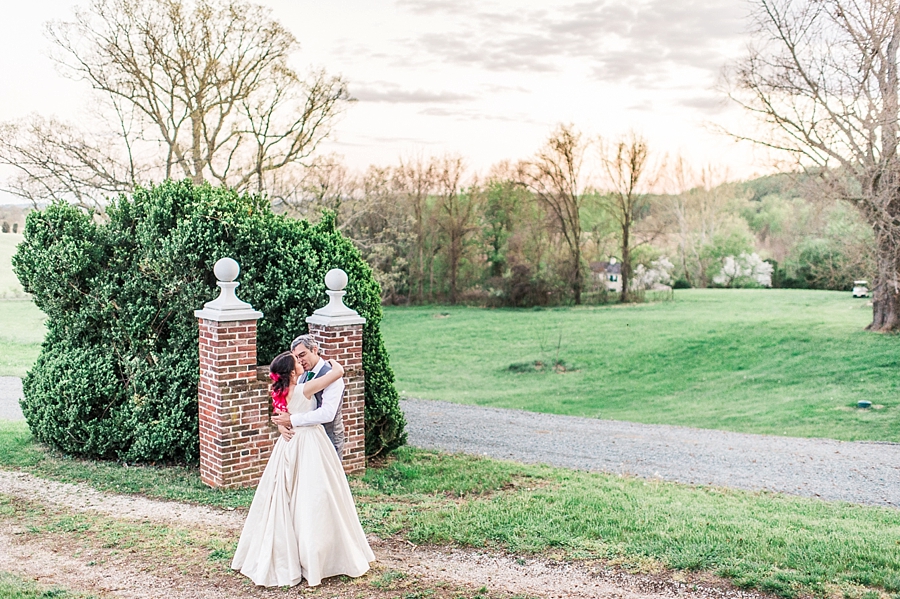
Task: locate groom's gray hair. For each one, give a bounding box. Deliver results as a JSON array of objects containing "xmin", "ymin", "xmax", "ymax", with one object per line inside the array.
[{"xmin": 290, "ymin": 334, "xmax": 318, "ymax": 352}]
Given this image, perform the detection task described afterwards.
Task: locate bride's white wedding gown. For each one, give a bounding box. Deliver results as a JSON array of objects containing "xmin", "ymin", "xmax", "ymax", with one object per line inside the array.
[{"xmin": 231, "ymin": 387, "xmax": 375, "ymax": 587}]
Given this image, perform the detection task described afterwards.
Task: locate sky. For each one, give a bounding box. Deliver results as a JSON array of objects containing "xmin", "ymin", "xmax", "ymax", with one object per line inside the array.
[{"xmin": 0, "ymin": 0, "xmax": 776, "ymax": 203}]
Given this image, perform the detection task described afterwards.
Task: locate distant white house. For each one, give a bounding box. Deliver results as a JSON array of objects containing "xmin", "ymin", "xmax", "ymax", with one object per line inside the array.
[{"xmin": 590, "ymin": 258, "xmax": 622, "ymax": 293}]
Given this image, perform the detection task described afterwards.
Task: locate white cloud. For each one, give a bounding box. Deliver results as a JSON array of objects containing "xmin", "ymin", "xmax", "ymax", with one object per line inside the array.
[
  {"xmin": 0, "ymin": 0, "xmax": 772, "ymax": 179},
  {"xmin": 352, "ymin": 82, "xmax": 475, "ymax": 104},
  {"xmin": 398, "ymin": 0, "xmax": 747, "ymax": 87}
]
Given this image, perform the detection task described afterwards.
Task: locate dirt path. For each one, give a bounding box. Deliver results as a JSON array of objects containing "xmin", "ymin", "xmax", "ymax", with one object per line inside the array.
[
  {"xmin": 0, "ymin": 469, "xmax": 243, "ymax": 530},
  {"xmin": 0, "ymin": 469, "xmax": 770, "ymax": 599},
  {"xmin": 0, "ymin": 377, "xmax": 23, "ymax": 421},
  {"xmin": 0, "ymin": 526, "xmax": 239, "ymax": 599},
  {"xmin": 374, "ymin": 538, "xmax": 765, "ymax": 599}
]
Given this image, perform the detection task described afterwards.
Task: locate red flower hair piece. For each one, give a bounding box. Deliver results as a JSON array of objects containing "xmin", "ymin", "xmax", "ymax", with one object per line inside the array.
[
  {"xmin": 269, "ymin": 372, "xmax": 288, "ymax": 412},
  {"xmin": 271, "ymin": 390, "xmax": 288, "ymax": 413}
]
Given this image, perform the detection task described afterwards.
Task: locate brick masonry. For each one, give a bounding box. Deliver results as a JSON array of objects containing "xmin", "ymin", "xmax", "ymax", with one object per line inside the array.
[
  {"xmin": 197, "ymin": 318, "xmax": 366, "ymax": 488},
  {"xmin": 197, "ymin": 318, "xmax": 276, "ymax": 489},
  {"xmin": 308, "ymin": 323, "xmax": 366, "ymax": 475}
]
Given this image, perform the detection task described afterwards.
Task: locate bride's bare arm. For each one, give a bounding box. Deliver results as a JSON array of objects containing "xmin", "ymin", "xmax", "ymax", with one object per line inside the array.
[{"xmin": 301, "ymin": 360, "xmax": 344, "ymax": 398}]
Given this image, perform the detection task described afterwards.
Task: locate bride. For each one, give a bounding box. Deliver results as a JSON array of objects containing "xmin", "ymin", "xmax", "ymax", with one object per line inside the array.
[{"xmin": 231, "ymin": 351, "xmax": 375, "ymax": 587}]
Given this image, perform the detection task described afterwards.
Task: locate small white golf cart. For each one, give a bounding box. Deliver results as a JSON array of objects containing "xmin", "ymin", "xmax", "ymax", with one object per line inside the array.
[{"xmin": 852, "ymin": 280, "xmax": 869, "ymax": 298}]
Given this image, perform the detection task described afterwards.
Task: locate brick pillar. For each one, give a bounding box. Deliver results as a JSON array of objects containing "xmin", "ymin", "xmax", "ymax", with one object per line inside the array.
[
  {"xmin": 307, "ymin": 323, "xmax": 365, "ymax": 474},
  {"xmin": 195, "ymin": 258, "xmax": 275, "ymax": 489},
  {"xmin": 306, "ymin": 269, "xmax": 367, "ymax": 475}
]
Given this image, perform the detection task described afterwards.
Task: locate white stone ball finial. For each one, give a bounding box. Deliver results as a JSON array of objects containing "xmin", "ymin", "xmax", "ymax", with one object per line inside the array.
[
  {"xmin": 306, "ymin": 267, "xmax": 365, "ymax": 326},
  {"xmin": 325, "ymin": 268, "xmax": 348, "ymax": 291},
  {"xmin": 194, "ymin": 257, "xmax": 262, "ymax": 322},
  {"xmin": 214, "ymin": 257, "xmax": 240, "ymax": 283}
]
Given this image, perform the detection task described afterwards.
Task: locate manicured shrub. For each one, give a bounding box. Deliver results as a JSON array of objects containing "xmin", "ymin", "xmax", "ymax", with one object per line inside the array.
[{"xmin": 14, "ymin": 180, "xmax": 406, "ymax": 463}]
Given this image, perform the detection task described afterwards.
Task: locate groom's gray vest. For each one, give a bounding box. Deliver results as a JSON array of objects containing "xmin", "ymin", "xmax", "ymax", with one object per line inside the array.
[{"xmin": 313, "ymin": 361, "xmax": 344, "ymax": 460}]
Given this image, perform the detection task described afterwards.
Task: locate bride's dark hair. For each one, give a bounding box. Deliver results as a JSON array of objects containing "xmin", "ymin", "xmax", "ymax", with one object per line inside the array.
[{"xmin": 269, "ymin": 351, "xmax": 296, "ymax": 410}]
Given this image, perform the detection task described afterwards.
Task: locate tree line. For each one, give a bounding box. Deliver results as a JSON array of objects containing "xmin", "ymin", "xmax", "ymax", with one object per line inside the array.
[
  {"xmin": 0, "ymin": 0, "xmax": 893, "ymax": 329},
  {"xmin": 279, "ymin": 130, "xmax": 874, "ymax": 307}
]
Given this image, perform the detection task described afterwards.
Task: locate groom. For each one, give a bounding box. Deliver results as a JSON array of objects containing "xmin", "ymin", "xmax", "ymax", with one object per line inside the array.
[{"xmin": 272, "ymin": 334, "xmax": 345, "ymax": 460}]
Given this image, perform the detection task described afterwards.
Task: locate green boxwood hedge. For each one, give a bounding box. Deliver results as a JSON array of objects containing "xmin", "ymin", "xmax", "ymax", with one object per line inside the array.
[{"xmin": 13, "ymin": 180, "xmax": 406, "ymax": 463}]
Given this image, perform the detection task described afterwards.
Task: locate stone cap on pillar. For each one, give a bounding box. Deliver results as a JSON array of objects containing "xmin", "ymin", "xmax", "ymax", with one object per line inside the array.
[
  {"xmin": 194, "ymin": 257, "xmax": 263, "ymax": 322},
  {"xmin": 306, "ymin": 269, "xmax": 366, "ymax": 327}
]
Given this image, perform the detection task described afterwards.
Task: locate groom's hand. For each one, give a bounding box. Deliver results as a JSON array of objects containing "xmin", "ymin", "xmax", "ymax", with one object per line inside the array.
[
  {"xmin": 272, "ymin": 412, "xmax": 293, "ymax": 428},
  {"xmin": 278, "ymin": 424, "xmax": 295, "ymax": 441}
]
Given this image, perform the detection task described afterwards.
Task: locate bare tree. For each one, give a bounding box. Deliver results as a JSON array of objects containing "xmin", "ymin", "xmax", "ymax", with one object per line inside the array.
[
  {"xmin": 663, "ymin": 159, "xmax": 743, "ymax": 287},
  {"xmin": 395, "ymin": 155, "xmax": 436, "ymax": 303},
  {"xmin": 599, "ymin": 132, "xmax": 658, "ymax": 302},
  {"xmin": 273, "ymin": 153, "xmax": 356, "ymax": 221},
  {"xmin": 434, "ymin": 155, "xmax": 478, "ymax": 305},
  {"xmin": 0, "ymin": 116, "xmax": 138, "ymax": 208},
  {"xmin": 730, "ymin": 0, "xmax": 900, "ymax": 331},
  {"xmin": 340, "ymin": 166, "xmax": 414, "ymax": 303},
  {"xmin": 518, "ymin": 124, "xmax": 589, "ymax": 304},
  {"xmin": 0, "ymin": 0, "xmax": 349, "ymax": 208}
]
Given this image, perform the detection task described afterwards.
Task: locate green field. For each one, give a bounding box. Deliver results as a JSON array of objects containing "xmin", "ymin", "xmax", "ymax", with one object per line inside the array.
[{"xmin": 381, "ymin": 290, "xmax": 900, "ymax": 442}]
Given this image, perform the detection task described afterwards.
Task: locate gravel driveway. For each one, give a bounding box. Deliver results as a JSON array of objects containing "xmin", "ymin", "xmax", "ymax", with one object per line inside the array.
[
  {"xmin": 0, "ymin": 377, "xmax": 23, "ymax": 421},
  {"xmin": 402, "ymin": 398, "xmax": 900, "ymax": 508}
]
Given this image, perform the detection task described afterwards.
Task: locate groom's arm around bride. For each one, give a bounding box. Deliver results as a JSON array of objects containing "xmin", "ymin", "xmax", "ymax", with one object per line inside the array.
[{"xmin": 272, "ymin": 334, "xmax": 346, "ymax": 459}]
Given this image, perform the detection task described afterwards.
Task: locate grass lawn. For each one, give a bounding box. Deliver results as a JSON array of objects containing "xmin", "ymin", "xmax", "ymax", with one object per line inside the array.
[
  {"xmin": 0, "ymin": 300, "xmax": 45, "ymax": 378},
  {"xmin": 0, "ymin": 420, "xmax": 255, "ymax": 509},
  {"xmin": 1, "ymin": 421, "xmax": 898, "ymax": 599},
  {"xmin": 0, "ymin": 571, "xmax": 93, "ymax": 599},
  {"xmin": 381, "ymin": 289, "xmax": 900, "ymax": 442}
]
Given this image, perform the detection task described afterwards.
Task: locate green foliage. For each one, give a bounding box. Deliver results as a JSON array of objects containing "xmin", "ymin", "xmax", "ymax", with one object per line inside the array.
[
  {"xmin": 742, "ymin": 193, "xmax": 793, "ymax": 238},
  {"xmin": 780, "ymin": 203, "xmax": 874, "ymax": 291},
  {"xmin": 12, "ymin": 180, "xmax": 405, "ymax": 463},
  {"xmin": 701, "ymin": 228, "xmax": 755, "ymax": 276},
  {"xmin": 738, "ymin": 173, "xmax": 807, "ymax": 202}
]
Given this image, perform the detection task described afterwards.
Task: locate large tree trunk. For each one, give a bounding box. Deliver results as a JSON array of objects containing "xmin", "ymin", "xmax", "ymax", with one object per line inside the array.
[
  {"xmin": 868, "ymin": 233, "xmax": 900, "ymax": 331},
  {"xmin": 619, "ymin": 221, "xmax": 631, "ymax": 303},
  {"xmin": 869, "ymin": 280, "xmax": 900, "ymax": 331},
  {"xmin": 572, "ymin": 243, "xmax": 582, "ymax": 305},
  {"xmin": 870, "ymin": 17, "xmax": 900, "ymax": 331},
  {"xmin": 449, "ymin": 234, "xmax": 460, "ymax": 305}
]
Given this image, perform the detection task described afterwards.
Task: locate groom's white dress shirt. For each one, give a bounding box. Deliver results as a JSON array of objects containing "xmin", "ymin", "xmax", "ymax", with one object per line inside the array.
[{"xmin": 289, "ymin": 358, "xmax": 344, "ymax": 428}]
